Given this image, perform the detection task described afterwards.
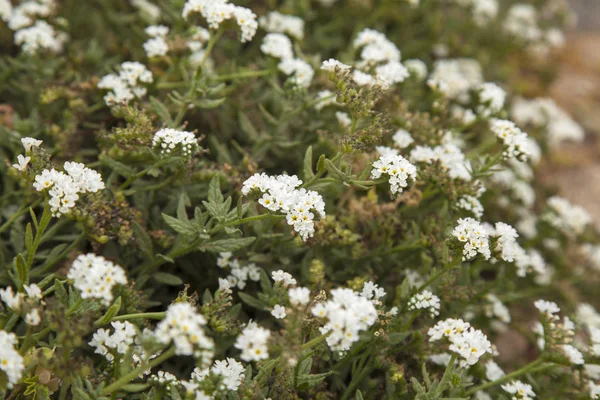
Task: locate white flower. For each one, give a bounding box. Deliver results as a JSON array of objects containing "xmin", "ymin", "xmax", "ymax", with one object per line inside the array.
[
  {"xmin": 288, "ymin": 287, "xmax": 310, "ymax": 306},
  {"xmin": 98, "ymin": 62, "xmax": 153, "ymax": 106},
  {"xmin": 562, "ymin": 344, "xmax": 584, "ymax": 365},
  {"xmin": 234, "ymin": 322, "xmax": 270, "ymax": 362},
  {"xmin": 501, "ymin": 380, "xmax": 536, "ymax": 399},
  {"xmin": 546, "ymin": 196, "xmax": 591, "ymax": 236},
  {"xmin": 408, "ymin": 291, "xmax": 441, "ymax": 317},
  {"xmin": 12, "ymin": 154, "xmax": 30, "ymax": 171},
  {"xmin": 23, "ymin": 283, "xmax": 42, "ymax": 300},
  {"xmin": 451, "ymin": 218, "xmax": 491, "ymax": 260},
  {"xmin": 152, "ymin": 128, "xmax": 198, "ymax": 157},
  {"xmin": 404, "ymin": 59, "xmax": 427, "ymax": 80},
  {"xmin": 428, "ymin": 318, "xmax": 492, "ymax": 367},
  {"xmin": 259, "ymin": 11, "xmax": 304, "ymax": 39},
  {"xmin": 271, "ymin": 270, "xmax": 297, "ymax": 286},
  {"xmin": 278, "ymin": 58, "xmax": 314, "ymax": 87},
  {"xmin": 89, "ymin": 321, "xmax": 137, "ymax": 361},
  {"xmin": 14, "ymin": 20, "xmax": 67, "ymax": 55},
  {"xmin": 242, "ymin": 174, "xmax": 325, "ymax": 241},
  {"xmin": 25, "ymin": 309, "xmax": 41, "ymax": 326},
  {"xmin": 131, "ymin": 0, "xmax": 160, "ymax": 23},
  {"xmin": 409, "ymin": 140, "xmax": 472, "ymax": 181},
  {"xmin": 361, "ymin": 281, "xmax": 386, "ymax": 301},
  {"xmin": 534, "ymin": 299, "xmax": 560, "ymax": 316},
  {"xmin": 182, "ymin": 0, "xmax": 258, "ymax": 43},
  {"xmin": 353, "ymin": 28, "xmax": 400, "ymax": 64},
  {"xmin": 429, "ymin": 58, "xmax": 483, "ymax": 100},
  {"xmin": 312, "ymin": 287, "xmax": 378, "ymax": 352},
  {"xmin": 144, "ymin": 36, "xmax": 168, "ymax": 57},
  {"xmin": 271, "ymin": 305, "xmax": 286, "ymax": 319},
  {"xmin": 21, "ymin": 137, "xmax": 43, "ymax": 151},
  {"xmin": 155, "ymin": 302, "xmax": 215, "ymax": 362},
  {"xmin": 492, "ymin": 222, "xmax": 519, "ymax": 262},
  {"xmin": 490, "ymin": 119, "xmax": 530, "ymax": 161},
  {"xmin": 211, "ymin": 358, "xmax": 245, "ymax": 391},
  {"xmin": 392, "ymin": 129, "xmax": 414, "ymax": 149},
  {"xmin": 0, "ymin": 287, "xmax": 24, "ymax": 310},
  {"xmin": 370, "ymin": 154, "xmax": 417, "ymax": 196},
  {"xmin": 352, "ymin": 70, "xmax": 376, "ymax": 87},
  {"xmin": 0, "ymin": 330, "xmax": 24, "ymax": 388},
  {"xmin": 429, "ymin": 353, "xmax": 452, "ymax": 366},
  {"xmin": 67, "ymin": 253, "xmax": 127, "ymax": 306},
  {"xmin": 476, "ymin": 82, "xmax": 506, "ymax": 117},
  {"xmin": 145, "ymin": 25, "xmax": 169, "ymax": 37},
  {"xmin": 485, "ymin": 294, "xmax": 511, "ymax": 324},
  {"xmin": 375, "ymin": 61, "xmax": 409, "ymax": 85},
  {"xmin": 485, "ymin": 360, "xmax": 505, "ymax": 381},
  {"xmin": 321, "ymin": 58, "xmax": 351, "ymax": 72},
  {"xmin": 260, "ymin": 33, "xmax": 293, "ymax": 60},
  {"xmin": 456, "ymin": 195, "xmax": 484, "ymax": 219},
  {"xmin": 335, "ymin": 111, "xmax": 351, "ymax": 128}
]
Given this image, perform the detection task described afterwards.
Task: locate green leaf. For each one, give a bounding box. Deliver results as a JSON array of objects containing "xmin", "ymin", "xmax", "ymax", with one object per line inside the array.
[
  {"xmin": 122, "ymin": 383, "xmax": 151, "ymax": 393},
  {"xmin": 177, "ymin": 193, "xmax": 190, "ymax": 222},
  {"xmin": 149, "ymin": 96, "xmax": 173, "ymax": 125},
  {"xmin": 259, "ymin": 269, "xmax": 272, "ymax": 294},
  {"xmin": 15, "ymin": 254, "xmax": 27, "ymax": 286},
  {"xmin": 355, "ymin": 390, "xmax": 365, "ymax": 400},
  {"xmin": 94, "ymin": 296, "xmax": 122, "ymax": 326},
  {"xmin": 201, "ymin": 237, "xmax": 256, "ymax": 252},
  {"xmin": 54, "ymin": 279, "xmax": 68, "ymax": 305},
  {"xmin": 100, "ymin": 155, "xmax": 135, "ymax": 177},
  {"xmin": 325, "ymin": 159, "xmax": 347, "ymax": 181},
  {"xmin": 38, "ymin": 202, "xmax": 52, "ymax": 234},
  {"xmin": 25, "ymin": 223, "xmax": 33, "ymax": 254},
  {"xmin": 296, "ymin": 371, "xmax": 333, "ymax": 390},
  {"xmin": 196, "ymin": 98, "xmax": 226, "ymax": 109},
  {"xmin": 133, "ymin": 222, "xmax": 154, "ymax": 260},
  {"xmin": 162, "ymin": 213, "xmax": 197, "ymax": 236},
  {"xmin": 316, "ymin": 154, "xmax": 326, "ymax": 173},
  {"xmin": 238, "ymin": 292, "xmax": 267, "ymax": 310},
  {"xmin": 153, "ymin": 272, "xmax": 184, "ymax": 286},
  {"xmin": 303, "ymin": 146, "xmax": 314, "ymax": 180},
  {"xmin": 208, "ymin": 175, "xmax": 224, "ymax": 206},
  {"xmin": 239, "ymin": 112, "xmax": 259, "ymax": 140}
]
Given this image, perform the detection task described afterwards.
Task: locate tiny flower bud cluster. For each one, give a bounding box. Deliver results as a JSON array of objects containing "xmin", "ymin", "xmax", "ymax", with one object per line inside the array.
[
  {"xmin": 152, "ymin": 128, "xmax": 198, "ymax": 157},
  {"xmin": 259, "ymin": 11, "xmax": 304, "ymax": 39},
  {"xmin": 34, "ymin": 162, "xmax": 105, "ymax": 217},
  {"xmin": 234, "ymin": 321, "xmax": 270, "ymax": 362},
  {"xmin": 452, "ymin": 218, "xmax": 491, "ymax": 260},
  {"xmin": 155, "ymin": 302, "xmax": 215, "ymax": 361},
  {"xmin": 408, "ymin": 290, "xmax": 441, "ymax": 317},
  {"xmin": 490, "ymin": 119, "xmax": 530, "ymax": 161},
  {"xmin": 311, "ymin": 288, "xmax": 378, "ymax": 353},
  {"xmin": 242, "ymin": 173, "xmax": 326, "ymax": 241},
  {"xmin": 182, "ymin": 0, "xmax": 258, "ymax": 43},
  {"xmin": 98, "ymin": 61, "xmax": 153, "ymax": 106},
  {"xmin": 0, "ymin": 330, "xmax": 24, "ymax": 388},
  {"xmin": 502, "ymin": 380, "xmax": 536, "ymax": 400},
  {"xmin": 428, "ymin": 318, "xmax": 493, "ymax": 367},
  {"xmin": 546, "ymin": 196, "xmax": 592, "ymax": 236},
  {"xmin": 370, "ymin": 154, "xmax": 417, "ymax": 196},
  {"xmin": 67, "ymin": 253, "xmax": 127, "ymax": 306},
  {"xmin": 216, "ymin": 252, "xmax": 260, "ymax": 290}
]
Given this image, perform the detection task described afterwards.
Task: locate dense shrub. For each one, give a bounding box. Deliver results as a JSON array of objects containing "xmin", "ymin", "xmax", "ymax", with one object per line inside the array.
[{"xmin": 0, "ymin": 0, "xmax": 599, "ymax": 399}]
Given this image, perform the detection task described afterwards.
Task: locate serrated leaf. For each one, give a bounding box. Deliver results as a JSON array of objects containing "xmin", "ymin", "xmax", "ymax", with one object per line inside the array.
[
  {"xmin": 201, "ymin": 237, "xmax": 256, "ymax": 252},
  {"xmin": 94, "ymin": 297, "xmax": 122, "ymax": 326},
  {"xmin": 303, "ymin": 146, "xmax": 314, "ymax": 180},
  {"xmin": 153, "ymin": 272, "xmax": 184, "ymax": 286},
  {"xmin": 238, "ymin": 292, "xmax": 267, "ymax": 310},
  {"xmin": 162, "ymin": 213, "xmax": 197, "ymax": 236}
]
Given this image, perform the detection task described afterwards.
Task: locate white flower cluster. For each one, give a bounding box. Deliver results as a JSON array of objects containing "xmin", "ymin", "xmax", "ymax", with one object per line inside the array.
[
  {"xmin": 278, "ymin": 58, "xmax": 314, "ymax": 88},
  {"xmin": 259, "ymin": 11, "xmax": 304, "ymax": 39},
  {"xmin": 360, "ymin": 281, "xmax": 386, "ymax": 302},
  {"xmin": 289, "ymin": 286, "xmax": 311, "ymax": 306},
  {"xmin": 490, "ymin": 119, "xmax": 530, "ymax": 161},
  {"xmin": 428, "ymin": 58, "xmax": 483, "ymax": 100},
  {"xmin": 410, "ymin": 140, "xmax": 472, "ymax": 181},
  {"xmin": 89, "ymin": 321, "xmax": 137, "ymax": 361},
  {"xmin": 370, "ymin": 154, "xmax": 417, "ymax": 196},
  {"xmin": 404, "ymin": 59, "xmax": 428, "ymax": 80},
  {"xmin": 67, "ymin": 253, "xmax": 127, "ymax": 306},
  {"xmin": 393, "ymin": 129, "xmax": 415, "ymax": 149},
  {"xmin": 428, "ymin": 318, "xmax": 493, "ymax": 367},
  {"xmin": 182, "ymin": 0, "xmax": 258, "ymax": 43},
  {"xmin": 456, "ymin": 195, "xmax": 484, "ymax": 219},
  {"xmin": 314, "ymin": 89, "xmax": 340, "ymax": 111},
  {"xmin": 155, "ymin": 302, "xmax": 215, "ymax": 361},
  {"xmin": 476, "ymin": 82, "xmax": 505, "ymax": 117},
  {"xmin": 534, "ymin": 299, "xmax": 560, "ymax": 316},
  {"xmin": 485, "ymin": 294, "xmax": 511, "ymax": 324},
  {"xmin": 335, "ymin": 111, "xmax": 351, "ymax": 128},
  {"xmin": 352, "ymin": 28, "xmax": 409, "ymax": 87},
  {"xmin": 12, "ymin": 137, "xmax": 42, "ymax": 171},
  {"xmin": 259, "ymin": 30, "xmax": 314, "ymax": 88},
  {"xmin": 487, "ymin": 222, "xmax": 519, "ymax": 262},
  {"xmin": 546, "ymin": 196, "xmax": 592, "ymax": 236},
  {"xmin": 452, "ymin": 218, "xmax": 491, "ymax": 260},
  {"xmin": 0, "ymin": 284, "xmax": 41, "ymax": 311},
  {"xmin": 562, "ymin": 344, "xmax": 584, "ymax": 365},
  {"xmin": 453, "ymin": 0, "xmax": 498, "ymax": 26},
  {"xmin": 211, "ymin": 358, "xmax": 245, "ymax": 391},
  {"xmin": 234, "ymin": 321, "xmax": 270, "ymax": 362},
  {"xmin": 98, "ymin": 62, "xmax": 153, "ymax": 106},
  {"xmin": 143, "ymin": 24, "xmax": 169, "ymax": 57},
  {"xmin": 511, "ymin": 97, "xmax": 584, "ymax": 147},
  {"xmin": 589, "ymin": 327, "xmax": 600, "ymax": 357},
  {"xmin": 271, "ymin": 270, "xmax": 297, "ymax": 286},
  {"xmin": 408, "ymin": 291, "xmax": 441, "ymax": 317},
  {"xmin": 242, "ymin": 173, "xmax": 326, "ymax": 241},
  {"xmin": 216, "ymin": 252, "xmax": 260, "ymax": 290},
  {"xmin": 3, "ymin": 0, "xmax": 68, "ymax": 55},
  {"xmin": 502, "ymin": 380, "xmax": 536, "ymax": 400},
  {"xmin": 152, "ymin": 128, "xmax": 198, "ymax": 157},
  {"xmin": 0, "ymin": 330, "xmax": 24, "ymax": 388},
  {"xmin": 34, "ymin": 162, "xmax": 105, "ymax": 217},
  {"xmin": 311, "ymin": 288, "xmax": 378, "ymax": 353}
]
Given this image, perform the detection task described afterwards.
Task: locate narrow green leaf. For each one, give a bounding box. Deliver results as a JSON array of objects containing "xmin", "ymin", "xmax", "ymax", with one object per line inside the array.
[
  {"xmin": 303, "ymin": 146, "xmax": 314, "ymax": 180},
  {"xmin": 133, "ymin": 222, "xmax": 154, "ymax": 260},
  {"xmin": 54, "ymin": 279, "xmax": 68, "ymax": 305},
  {"xmin": 238, "ymin": 112, "xmax": 259, "ymax": 140},
  {"xmin": 94, "ymin": 296, "xmax": 122, "ymax": 326},
  {"xmin": 154, "ymin": 272, "xmax": 184, "ymax": 286},
  {"xmin": 25, "ymin": 223, "xmax": 33, "ymax": 254},
  {"xmin": 15, "ymin": 254, "xmax": 28, "ymax": 285},
  {"xmin": 196, "ymin": 98, "xmax": 226, "ymax": 109},
  {"xmin": 201, "ymin": 237, "xmax": 256, "ymax": 252},
  {"xmin": 238, "ymin": 292, "xmax": 267, "ymax": 310}
]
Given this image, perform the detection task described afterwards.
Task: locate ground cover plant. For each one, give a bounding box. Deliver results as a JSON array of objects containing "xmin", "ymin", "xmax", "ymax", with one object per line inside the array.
[{"xmin": 1, "ymin": 0, "xmax": 600, "ymax": 398}]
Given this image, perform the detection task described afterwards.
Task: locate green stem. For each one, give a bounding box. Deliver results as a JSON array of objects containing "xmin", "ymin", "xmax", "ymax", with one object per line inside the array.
[
  {"xmin": 341, "ymin": 363, "xmax": 374, "ymax": 400},
  {"xmin": 301, "ymin": 332, "xmax": 331, "ymax": 351},
  {"xmin": 224, "ymin": 213, "xmax": 284, "ymax": 227},
  {"xmin": 214, "ymin": 69, "xmax": 274, "ymax": 81},
  {"xmin": 101, "ymin": 347, "xmax": 176, "ymax": 395},
  {"xmin": 416, "ymin": 258, "xmax": 460, "ymax": 293},
  {"xmin": 111, "ymin": 312, "xmax": 166, "ymax": 322},
  {"xmin": 199, "ymin": 28, "xmax": 224, "ymax": 70},
  {"xmin": 464, "ymin": 358, "xmax": 546, "ymax": 396}
]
